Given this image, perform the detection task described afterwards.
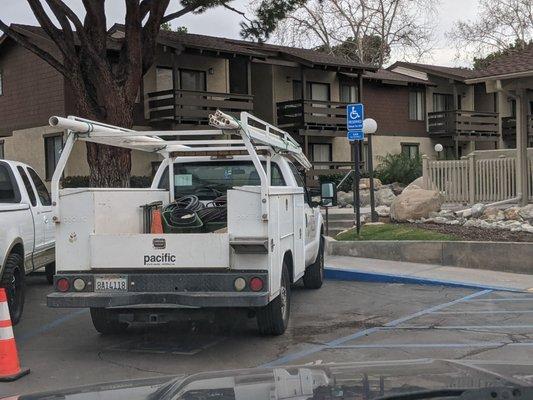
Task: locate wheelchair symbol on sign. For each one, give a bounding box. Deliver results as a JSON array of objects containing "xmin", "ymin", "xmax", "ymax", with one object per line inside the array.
[{"xmin": 349, "ymin": 107, "xmax": 360, "ymax": 120}]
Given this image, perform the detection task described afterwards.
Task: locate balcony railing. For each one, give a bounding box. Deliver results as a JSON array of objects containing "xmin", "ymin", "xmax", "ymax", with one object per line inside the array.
[
  {"xmin": 428, "ymin": 110, "xmax": 499, "ymax": 138},
  {"xmin": 276, "ymin": 100, "xmax": 347, "ymax": 133},
  {"xmin": 502, "ymin": 115, "xmax": 533, "ymax": 140},
  {"xmin": 147, "ymin": 89, "xmax": 253, "ymax": 126}
]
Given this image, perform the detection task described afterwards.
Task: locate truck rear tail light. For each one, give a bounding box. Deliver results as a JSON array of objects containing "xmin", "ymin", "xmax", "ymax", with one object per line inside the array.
[
  {"xmin": 73, "ymin": 278, "xmax": 86, "ymax": 291},
  {"xmin": 234, "ymin": 277, "xmax": 246, "ymax": 292},
  {"xmin": 57, "ymin": 278, "xmax": 70, "ymax": 292},
  {"xmin": 249, "ymin": 277, "xmax": 263, "ymax": 292}
]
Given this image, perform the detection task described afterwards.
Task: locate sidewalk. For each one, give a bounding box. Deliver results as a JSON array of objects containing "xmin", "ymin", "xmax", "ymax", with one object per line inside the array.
[{"xmin": 325, "ymin": 255, "xmax": 533, "ymax": 292}]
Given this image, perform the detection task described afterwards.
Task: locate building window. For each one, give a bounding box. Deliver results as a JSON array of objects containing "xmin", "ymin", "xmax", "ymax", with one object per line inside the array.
[
  {"xmin": 179, "ymin": 69, "xmax": 206, "ymax": 91},
  {"xmin": 0, "ymin": 141, "xmax": 4, "ymax": 159},
  {"xmin": 408, "ymin": 90, "xmax": 425, "ymax": 121},
  {"xmin": 340, "ymin": 83, "xmax": 358, "ymax": 103},
  {"xmin": 401, "ymin": 143, "xmax": 420, "ymax": 159},
  {"xmin": 45, "ymin": 135, "xmax": 63, "ymax": 181},
  {"xmin": 0, "ymin": 70, "xmax": 3, "ymax": 96},
  {"xmin": 433, "ymin": 93, "xmax": 454, "ymax": 112},
  {"xmin": 293, "ymin": 81, "xmax": 330, "ymax": 101},
  {"xmin": 310, "ymin": 144, "xmax": 332, "ymax": 169}
]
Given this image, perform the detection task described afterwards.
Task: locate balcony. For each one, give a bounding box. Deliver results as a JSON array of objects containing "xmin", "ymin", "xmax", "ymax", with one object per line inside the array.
[
  {"xmin": 502, "ymin": 115, "xmax": 533, "ymax": 143},
  {"xmin": 276, "ymin": 100, "xmax": 347, "ymax": 135},
  {"xmin": 147, "ymin": 89, "xmax": 253, "ymax": 127},
  {"xmin": 428, "ymin": 110, "xmax": 499, "ymax": 140}
]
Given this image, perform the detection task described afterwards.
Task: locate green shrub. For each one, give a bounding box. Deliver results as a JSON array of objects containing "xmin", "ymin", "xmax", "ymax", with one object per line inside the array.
[
  {"xmin": 61, "ymin": 175, "xmax": 152, "ymax": 188},
  {"xmin": 318, "ymin": 170, "xmax": 369, "ymax": 192},
  {"xmin": 374, "ymin": 153, "xmax": 422, "ymax": 185}
]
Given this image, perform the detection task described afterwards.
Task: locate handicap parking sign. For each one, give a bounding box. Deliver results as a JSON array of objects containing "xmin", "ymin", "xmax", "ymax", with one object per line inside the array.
[{"xmin": 347, "ymin": 103, "xmax": 364, "ymax": 141}]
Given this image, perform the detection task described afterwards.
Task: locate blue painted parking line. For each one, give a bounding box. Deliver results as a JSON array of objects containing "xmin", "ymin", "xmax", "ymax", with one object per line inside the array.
[
  {"xmin": 259, "ymin": 289, "xmax": 491, "ymax": 368},
  {"xmin": 430, "ymin": 310, "xmax": 533, "ymax": 314},
  {"xmin": 17, "ymin": 309, "xmax": 88, "ymax": 343},
  {"xmin": 332, "ymin": 342, "xmax": 513, "ymax": 349},
  {"xmin": 382, "ymin": 324, "xmax": 533, "ymax": 330},
  {"xmin": 325, "ymin": 267, "xmax": 525, "ymax": 293},
  {"xmin": 466, "ymin": 298, "xmax": 533, "ymax": 302}
]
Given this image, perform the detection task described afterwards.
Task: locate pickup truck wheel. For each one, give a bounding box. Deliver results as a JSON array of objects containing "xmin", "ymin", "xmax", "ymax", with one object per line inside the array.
[
  {"xmin": 90, "ymin": 308, "xmax": 128, "ymax": 335},
  {"xmin": 45, "ymin": 263, "xmax": 55, "ymax": 285},
  {"xmin": 0, "ymin": 253, "xmax": 25, "ymax": 325},
  {"xmin": 256, "ymin": 262, "xmax": 290, "ymax": 336},
  {"xmin": 303, "ymin": 235, "xmax": 324, "ymax": 289}
]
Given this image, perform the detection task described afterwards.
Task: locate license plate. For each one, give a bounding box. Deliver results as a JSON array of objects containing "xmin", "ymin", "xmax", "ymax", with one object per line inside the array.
[{"xmin": 94, "ymin": 276, "xmax": 128, "ymax": 292}]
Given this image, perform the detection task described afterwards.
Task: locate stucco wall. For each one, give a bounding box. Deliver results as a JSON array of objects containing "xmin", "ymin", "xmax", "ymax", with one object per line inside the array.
[{"xmin": 370, "ymin": 135, "xmax": 435, "ymax": 164}]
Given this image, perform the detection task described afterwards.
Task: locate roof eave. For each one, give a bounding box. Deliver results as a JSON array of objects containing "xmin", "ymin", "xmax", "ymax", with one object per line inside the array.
[{"xmin": 465, "ymin": 69, "xmax": 533, "ymax": 84}]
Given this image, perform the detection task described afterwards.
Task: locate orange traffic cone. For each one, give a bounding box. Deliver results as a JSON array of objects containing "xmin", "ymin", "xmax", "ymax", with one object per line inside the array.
[
  {"xmin": 151, "ymin": 208, "xmax": 164, "ymax": 234},
  {"xmin": 0, "ymin": 288, "xmax": 29, "ymax": 381}
]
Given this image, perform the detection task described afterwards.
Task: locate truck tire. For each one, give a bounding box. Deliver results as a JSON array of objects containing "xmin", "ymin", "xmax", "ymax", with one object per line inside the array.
[
  {"xmin": 45, "ymin": 262, "xmax": 55, "ymax": 285},
  {"xmin": 90, "ymin": 308, "xmax": 128, "ymax": 335},
  {"xmin": 303, "ymin": 235, "xmax": 324, "ymax": 289},
  {"xmin": 0, "ymin": 253, "xmax": 25, "ymax": 325},
  {"xmin": 257, "ymin": 262, "xmax": 290, "ymax": 336}
]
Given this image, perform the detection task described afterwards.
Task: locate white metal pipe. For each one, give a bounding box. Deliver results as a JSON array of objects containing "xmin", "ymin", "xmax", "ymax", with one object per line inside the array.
[{"xmin": 51, "ymin": 132, "xmax": 76, "ymax": 223}]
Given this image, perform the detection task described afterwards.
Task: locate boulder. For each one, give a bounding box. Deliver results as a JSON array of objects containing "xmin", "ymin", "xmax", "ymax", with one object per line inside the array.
[
  {"xmin": 375, "ymin": 187, "xmax": 396, "ymax": 206},
  {"xmin": 518, "ymin": 205, "xmax": 533, "ymax": 222},
  {"xmin": 359, "ymin": 189, "xmax": 371, "ymax": 206},
  {"xmin": 375, "ymin": 205, "xmax": 390, "ymax": 217},
  {"xmin": 360, "ymin": 177, "xmax": 382, "ymax": 189},
  {"xmin": 471, "ymin": 203, "xmax": 486, "ymax": 218},
  {"xmin": 390, "ymin": 189, "xmax": 444, "ymax": 222},
  {"xmin": 389, "ymin": 182, "xmax": 406, "ymax": 196},
  {"xmin": 481, "ymin": 206, "xmax": 505, "ymax": 221},
  {"xmin": 504, "ymin": 207, "xmax": 522, "ymax": 221},
  {"xmin": 403, "ymin": 176, "xmax": 436, "ymax": 192},
  {"xmin": 337, "ymin": 191, "xmax": 353, "ymax": 207}
]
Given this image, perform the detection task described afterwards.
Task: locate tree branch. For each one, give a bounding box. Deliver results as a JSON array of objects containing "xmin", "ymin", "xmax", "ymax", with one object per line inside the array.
[
  {"xmin": 0, "ymin": 20, "xmax": 68, "ymax": 76},
  {"xmin": 161, "ymin": 4, "xmax": 198, "ymax": 23}
]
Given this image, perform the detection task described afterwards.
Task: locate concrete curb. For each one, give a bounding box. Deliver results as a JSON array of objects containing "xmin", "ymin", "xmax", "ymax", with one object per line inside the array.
[
  {"xmin": 325, "ymin": 237, "xmax": 533, "ymax": 275},
  {"xmin": 324, "ymin": 267, "xmax": 525, "ymax": 292}
]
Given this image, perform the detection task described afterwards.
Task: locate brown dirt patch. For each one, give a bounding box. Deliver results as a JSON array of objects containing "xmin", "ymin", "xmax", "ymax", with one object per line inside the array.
[{"xmin": 403, "ymin": 222, "xmax": 533, "ymax": 242}]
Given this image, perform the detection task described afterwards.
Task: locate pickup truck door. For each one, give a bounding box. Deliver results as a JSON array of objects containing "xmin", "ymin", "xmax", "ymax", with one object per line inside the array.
[{"xmin": 26, "ymin": 168, "xmax": 54, "ymax": 268}]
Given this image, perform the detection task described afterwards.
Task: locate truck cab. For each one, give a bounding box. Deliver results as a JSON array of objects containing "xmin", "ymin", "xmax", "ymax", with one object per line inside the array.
[{"xmin": 46, "ymin": 112, "xmax": 324, "ymax": 336}]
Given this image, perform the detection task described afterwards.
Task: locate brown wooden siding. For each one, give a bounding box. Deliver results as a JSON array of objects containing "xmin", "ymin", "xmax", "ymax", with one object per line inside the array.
[
  {"xmin": 363, "ymin": 81, "xmax": 427, "ymax": 137},
  {"xmin": 0, "ymin": 40, "xmax": 65, "ymax": 135}
]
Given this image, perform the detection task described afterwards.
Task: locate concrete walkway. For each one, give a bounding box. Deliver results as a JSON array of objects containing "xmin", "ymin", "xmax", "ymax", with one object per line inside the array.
[{"xmin": 326, "ymin": 255, "xmax": 533, "ymax": 292}]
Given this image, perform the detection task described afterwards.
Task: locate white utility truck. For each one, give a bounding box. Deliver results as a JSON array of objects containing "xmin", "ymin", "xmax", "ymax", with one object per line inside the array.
[
  {"xmin": 0, "ymin": 160, "xmax": 55, "ymax": 324},
  {"xmin": 46, "ymin": 111, "xmax": 324, "ymax": 335}
]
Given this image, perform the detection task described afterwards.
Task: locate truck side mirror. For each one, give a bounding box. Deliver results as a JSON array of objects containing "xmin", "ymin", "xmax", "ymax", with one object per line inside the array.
[{"xmin": 320, "ymin": 182, "xmax": 337, "ymax": 207}]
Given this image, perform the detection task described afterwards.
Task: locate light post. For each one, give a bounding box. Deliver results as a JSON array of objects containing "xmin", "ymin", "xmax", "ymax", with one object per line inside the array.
[
  {"xmin": 363, "ymin": 118, "xmax": 378, "ymax": 222},
  {"xmin": 434, "ymin": 143, "xmax": 443, "ymax": 160}
]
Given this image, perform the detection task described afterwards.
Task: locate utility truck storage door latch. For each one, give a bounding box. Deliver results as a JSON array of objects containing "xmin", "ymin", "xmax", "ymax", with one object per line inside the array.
[{"xmin": 230, "ymin": 238, "xmax": 269, "ymax": 254}]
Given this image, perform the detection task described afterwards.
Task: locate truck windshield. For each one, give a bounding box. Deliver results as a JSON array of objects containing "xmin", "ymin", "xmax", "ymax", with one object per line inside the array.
[{"xmin": 158, "ymin": 161, "xmax": 285, "ymax": 200}]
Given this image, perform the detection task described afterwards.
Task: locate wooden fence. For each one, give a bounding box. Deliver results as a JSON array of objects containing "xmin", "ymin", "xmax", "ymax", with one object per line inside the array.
[{"xmin": 422, "ymin": 155, "xmax": 530, "ymax": 203}]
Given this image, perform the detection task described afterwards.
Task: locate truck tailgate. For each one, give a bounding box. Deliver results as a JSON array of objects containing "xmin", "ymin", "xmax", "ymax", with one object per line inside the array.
[{"xmin": 89, "ymin": 233, "xmax": 229, "ymax": 269}]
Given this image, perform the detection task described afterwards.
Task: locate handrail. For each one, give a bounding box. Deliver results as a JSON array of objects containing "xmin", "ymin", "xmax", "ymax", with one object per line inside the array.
[{"xmin": 147, "ymin": 88, "xmax": 254, "ymax": 99}]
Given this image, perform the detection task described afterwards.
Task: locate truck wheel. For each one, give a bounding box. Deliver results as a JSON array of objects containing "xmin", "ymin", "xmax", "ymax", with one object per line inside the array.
[
  {"xmin": 90, "ymin": 308, "xmax": 128, "ymax": 335},
  {"xmin": 303, "ymin": 236, "xmax": 324, "ymax": 289},
  {"xmin": 45, "ymin": 263, "xmax": 55, "ymax": 285},
  {"xmin": 0, "ymin": 253, "xmax": 25, "ymax": 325},
  {"xmin": 257, "ymin": 262, "xmax": 290, "ymax": 336}
]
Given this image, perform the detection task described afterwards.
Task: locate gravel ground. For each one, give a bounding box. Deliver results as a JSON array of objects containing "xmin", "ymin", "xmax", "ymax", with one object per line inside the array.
[{"xmin": 405, "ymin": 222, "xmax": 533, "ymax": 242}]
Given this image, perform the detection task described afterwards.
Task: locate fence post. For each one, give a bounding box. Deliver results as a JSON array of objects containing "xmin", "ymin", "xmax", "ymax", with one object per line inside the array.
[
  {"xmin": 468, "ymin": 153, "xmax": 475, "ymax": 204},
  {"xmin": 422, "ymin": 155, "xmax": 429, "ymax": 189}
]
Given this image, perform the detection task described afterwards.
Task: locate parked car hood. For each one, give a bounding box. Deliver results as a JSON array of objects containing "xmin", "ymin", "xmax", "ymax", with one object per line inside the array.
[{"xmin": 11, "ymin": 359, "xmax": 533, "ymax": 400}]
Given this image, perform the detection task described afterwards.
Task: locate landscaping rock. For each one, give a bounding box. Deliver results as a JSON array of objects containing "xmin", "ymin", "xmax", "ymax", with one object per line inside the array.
[
  {"xmin": 404, "ymin": 176, "xmax": 437, "ymax": 192},
  {"xmin": 471, "ymin": 203, "xmax": 486, "ymax": 218},
  {"xmin": 389, "ymin": 182, "xmax": 406, "ymax": 196},
  {"xmin": 360, "ymin": 190, "xmax": 371, "ymax": 206},
  {"xmin": 390, "ymin": 189, "xmax": 444, "ymax": 222},
  {"xmin": 375, "ymin": 205, "xmax": 390, "ymax": 217},
  {"xmin": 504, "ymin": 207, "xmax": 522, "ymax": 221},
  {"xmin": 360, "ymin": 177, "xmax": 382, "ymax": 189},
  {"xmin": 481, "ymin": 207, "xmax": 505, "ymax": 221},
  {"xmin": 375, "ymin": 187, "xmax": 396, "ymax": 206},
  {"xmin": 337, "ymin": 191, "xmax": 353, "ymax": 207},
  {"xmin": 519, "ymin": 205, "xmax": 533, "ymax": 222}
]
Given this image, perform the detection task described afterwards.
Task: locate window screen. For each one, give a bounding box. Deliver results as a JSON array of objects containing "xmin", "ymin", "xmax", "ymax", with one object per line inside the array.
[{"xmin": 409, "ymin": 91, "xmax": 425, "ymax": 120}]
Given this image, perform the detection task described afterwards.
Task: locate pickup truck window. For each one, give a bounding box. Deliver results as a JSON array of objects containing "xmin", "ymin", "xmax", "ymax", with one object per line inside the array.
[
  {"xmin": 28, "ymin": 168, "xmax": 52, "ymax": 206},
  {"xmin": 0, "ymin": 164, "xmax": 20, "ymax": 203},
  {"xmin": 17, "ymin": 166, "xmax": 37, "ymax": 207},
  {"xmin": 158, "ymin": 161, "xmax": 285, "ymax": 200}
]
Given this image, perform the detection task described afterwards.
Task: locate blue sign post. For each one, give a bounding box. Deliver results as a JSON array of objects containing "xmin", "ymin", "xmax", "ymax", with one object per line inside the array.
[
  {"xmin": 347, "ymin": 103, "xmax": 364, "ymax": 141},
  {"xmin": 346, "ymin": 103, "xmax": 364, "ymax": 235}
]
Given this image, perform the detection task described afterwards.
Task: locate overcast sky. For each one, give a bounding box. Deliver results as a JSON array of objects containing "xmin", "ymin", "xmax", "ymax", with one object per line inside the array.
[{"xmin": 2, "ymin": 0, "xmax": 480, "ymax": 67}]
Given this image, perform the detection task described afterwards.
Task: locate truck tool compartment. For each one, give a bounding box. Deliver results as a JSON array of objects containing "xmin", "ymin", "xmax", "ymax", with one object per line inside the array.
[{"xmin": 47, "ymin": 111, "xmax": 323, "ymax": 335}]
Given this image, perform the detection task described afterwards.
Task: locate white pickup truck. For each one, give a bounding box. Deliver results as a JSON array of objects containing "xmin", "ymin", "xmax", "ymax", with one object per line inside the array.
[
  {"xmin": 46, "ymin": 112, "xmax": 324, "ymax": 336},
  {"xmin": 0, "ymin": 160, "xmax": 55, "ymax": 324}
]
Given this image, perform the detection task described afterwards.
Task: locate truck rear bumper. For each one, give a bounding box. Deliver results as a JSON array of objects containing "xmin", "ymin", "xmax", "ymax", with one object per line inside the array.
[
  {"xmin": 47, "ymin": 271, "xmax": 269, "ymax": 308},
  {"xmin": 47, "ymin": 291, "xmax": 269, "ymax": 308}
]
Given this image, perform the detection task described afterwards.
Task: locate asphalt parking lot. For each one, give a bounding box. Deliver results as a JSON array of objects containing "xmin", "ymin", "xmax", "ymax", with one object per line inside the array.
[{"xmin": 3, "ymin": 270, "xmax": 533, "ymax": 397}]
